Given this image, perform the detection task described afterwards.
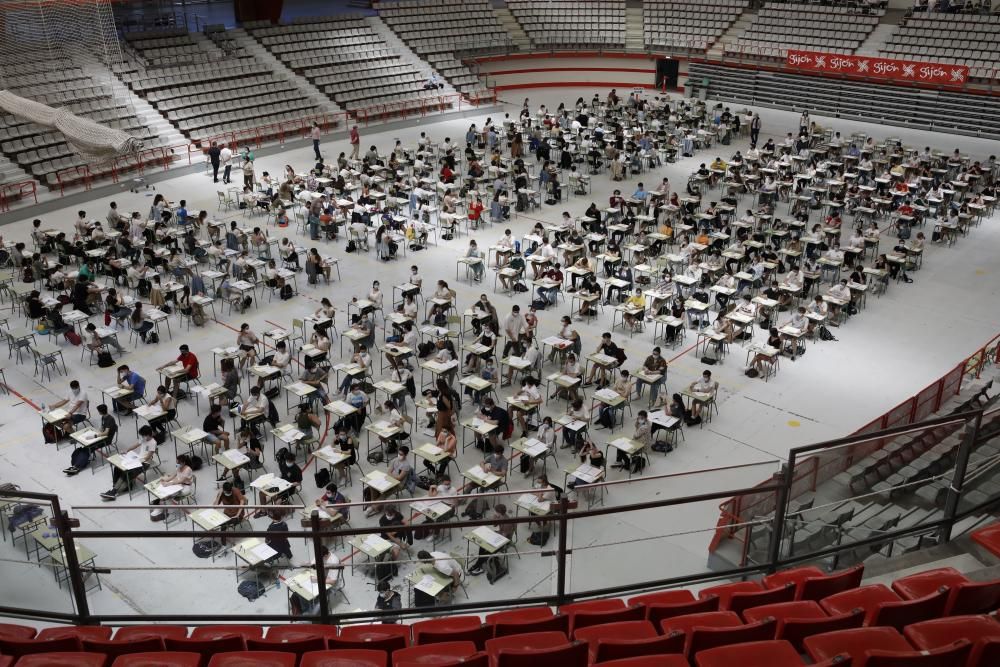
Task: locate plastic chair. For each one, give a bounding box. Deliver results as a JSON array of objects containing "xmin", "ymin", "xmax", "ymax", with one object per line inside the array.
[
  {"xmin": 824, "ymin": 586, "xmax": 949, "ymax": 630},
  {"xmin": 413, "ymin": 617, "xmax": 490, "ymax": 649},
  {"xmin": 591, "ymin": 656, "xmax": 689, "ymax": 667},
  {"xmin": 15, "ymin": 653, "xmax": 107, "ymax": 667},
  {"xmin": 338, "ymin": 624, "xmax": 410, "ymax": 646},
  {"xmin": 573, "ymin": 620, "xmax": 655, "ymax": 661},
  {"xmin": 804, "ymin": 626, "xmax": 912, "ymax": 664},
  {"xmin": 37, "ymin": 627, "xmax": 113, "ymax": 642},
  {"xmin": 820, "ymin": 584, "xmax": 903, "ymax": 624},
  {"xmin": 112, "ymin": 654, "xmax": 202, "ymax": 667},
  {"xmin": 765, "ymin": 565, "xmax": 865, "ymax": 603},
  {"xmin": 693, "ymin": 639, "xmax": 804, "ymax": 667},
  {"xmin": 762, "ymin": 566, "xmax": 825, "ymax": 593},
  {"xmin": 265, "ymin": 625, "xmax": 339, "ymax": 643},
  {"xmin": 328, "ymin": 635, "xmax": 407, "ymax": 655},
  {"xmin": 300, "ymin": 649, "xmax": 388, "ymax": 667},
  {"xmin": 644, "ymin": 595, "xmax": 721, "ymax": 626},
  {"xmin": 594, "ymin": 632, "xmax": 685, "ymax": 663},
  {"xmin": 891, "ymin": 568, "xmax": 1000, "ymax": 616},
  {"xmin": 904, "ymin": 614, "xmax": 1000, "ymax": 667},
  {"xmin": 697, "ymin": 581, "xmax": 763, "ymax": 610},
  {"xmin": 659, "ymin": 610, "xmax": 743, "ymax": 638},
  {"xmin": 393, "ymin": 640, "xmax": 477, "ymax": 666},
  {"xmin": 864, "ymin": 639, "xmax": 972, "ymax": 667},
  {"xmin": 727, "ymin": 583, "xmax": 796, "ymax": 616},
  {"xmin": 743, "ymin": 599, "xmax": 827, "ymax": 624},
  {"xmin": 247, "ymin": 637, "xmax": 328, "ymax": 656},
  {"xmin": 0, "ymin": 623, "xmax": 37, "ymax": 640},
  {"xmin": 484, "ymin": 607, "xmax": 554, "ymax": 628},
  {"xmin": 776, "ymin": 608, "xmax": 865, "ymax": 652},
  {"xmin": 114, "ymin": 625, "xmax": 190, "ymax": 642},
  {"xmin": 0, "ymin": 636, "xmax": 82, "ymax": 658},
  {"xmin": 164, "ymin": 635, "xmax": 246, "ymax": 661},
  {"xmin": 627, "ymin": 590, "xmax": 695, "ymax": 609},
  {"xmin": 190, "ymin": 625, "xmax": 264, "ymax": 642},
  {"xmin": 686, "ymin": 617, "xmax": 777, "ymax": 659},
  {"xmin": 486, "ymin": 631, "xmax": 569, "ymax": 665},
  {"xmin": 496, "ymin": 639, "xmax": 589, "ymax": 667},
  {"xmin": 569, "ymin": 605, "xmax": 645, "ymax": 634},
  {"xmin": 491, "ymin": 614, "xmax": 569, "ymax": 639},
  {"xmin": 83, "ymin": 637, "xmax": 167, "ymax": 661},
  {"xmin": 207, "ymin": 651, "xmax": 297, "ymax": 666}
]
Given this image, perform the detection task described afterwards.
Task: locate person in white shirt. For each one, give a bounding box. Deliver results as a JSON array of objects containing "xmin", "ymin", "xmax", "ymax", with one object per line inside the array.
[
  {"xmin": 149, "ymin": 453, "xmax": 195, "ymax": 520},
  {"xmin": 100, "ymin": 425, "xmax": 157, "ymax": 500},
  {"xmin": 827, "ymin": 279, "xmax": 853, "ymax": 323},
  {"xmin": 220, "ymin": 145, "xmax": 234, "ymax": 184},
  {"xmin": 48, "ymin": 380, "xmax": 89, "ymax": 430},
  {"xmin": 509, "ymin": 377, "xmax": 542, "ymax": 437},
  {"xmin": 418, "ymin": 549, "xmax": 463, "ymax": 588},
  {"xmin": 687, "ymin": 371, "xmax": 718, "ymax": 419},
  {"xmin": 241, "ymin": 386, "xmax": 269, "ymax": 422},
  {"xmin": 502, "ymin": 306, "xmax": 527, "ymax": 358},
  {"xmin": 806, "ymin": 295, "xmax": 828, "ymax": 335}
]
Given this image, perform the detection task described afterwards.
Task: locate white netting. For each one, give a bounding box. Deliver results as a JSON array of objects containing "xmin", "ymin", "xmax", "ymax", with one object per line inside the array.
[{"xmin": 0, "ymin": 0, "xmax": 143, "ymax": 160}]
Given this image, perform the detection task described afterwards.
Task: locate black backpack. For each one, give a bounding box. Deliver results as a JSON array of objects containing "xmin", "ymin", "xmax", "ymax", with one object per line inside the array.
[
  {"xmin": 238, "ymin": 580, "xmax": 266, "ymax": 601},
  {"xmin": 280, "ymin": 284, "xmax": 294, "ymax": 300},
  {"xmin": 819, "ymin": 325, "xmax": 838, "ymax": 341},
  {"xmin": 97, "ymin": 351, "xmax": 115, "ymax": 368},
  {"xmin": 345, "ymin": 240, "xmax": 356, "ymax": 253},
  {"xmin": 71, "ymin": 447, "xmax": 91, "ymax": 470}
]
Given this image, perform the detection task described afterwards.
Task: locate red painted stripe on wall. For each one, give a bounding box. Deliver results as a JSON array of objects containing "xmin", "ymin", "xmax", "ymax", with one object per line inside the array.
[
  {"xmin": 494, "ymin": 81, "xmax": 661, "ymax": 91},
  {"xmin": 488, "ymin": 66, "xmax": 656, "ymax": 76}
]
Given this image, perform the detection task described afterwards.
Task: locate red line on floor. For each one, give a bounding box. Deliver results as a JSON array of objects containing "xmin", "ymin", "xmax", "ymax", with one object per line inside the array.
[{"xmin": 2, "ymin": 383, "xmax": 40, "ymax": 411}]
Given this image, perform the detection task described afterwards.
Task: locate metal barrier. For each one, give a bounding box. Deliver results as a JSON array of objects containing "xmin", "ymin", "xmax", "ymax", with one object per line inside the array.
[{"xmin": 0, "ymin": 180, "xmax": 37, "ymax": 212}]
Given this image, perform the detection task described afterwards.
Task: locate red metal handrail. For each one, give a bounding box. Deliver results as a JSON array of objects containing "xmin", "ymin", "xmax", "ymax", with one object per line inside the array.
[
  {"xmin": 54, "ymin": 164, "xmax": 92, "ymax": 196},
  {"xmin": 0, "ymin": 179, "xmax": 37, "ymax": 212}
]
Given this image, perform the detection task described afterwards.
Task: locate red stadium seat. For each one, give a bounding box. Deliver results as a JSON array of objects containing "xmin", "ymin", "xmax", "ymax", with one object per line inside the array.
[
  {"xmin": 904, "ymin": 614, "xmax": 1000, "ymax": 667},
  {"xmin": 112, "ymin": 652, "xmax": 202, "ymax": 667},
  {"xmin": 594, "ymin": 657, "xmax": 689, "ymax": 667},
  {"xmin": 826, "ymin": 587, "xmax": 949, "ymax": 630},
  {"xmin": 413, "ymin": 617, "xmax": 491, "ymax": 649},
  {"xmin": 37, "ymin": 627, "xmax": 113, "ymax": 642},
  {"xmin": 627, "ymin": 590, "xmax": 696, "ymax": 608},
  {"xmin": 973, "ymin": 639, "xmax": 1000, "ymax": 667},
  {"xmin": 491, "ymin": 614, "xmax": 569, "ymax": 639},
  {"xmin": 742, "ymin": 600, "xmax": 828, "ymax": 625},
  {"xmin": 246, "ymin": 637, "xmax": 328, "ymax": 656},
  {"xmin": 644, "ymin": 595, "xmax": 721, "ymax": 626},
  {"xmin": 0, "ymin": 623, "xmax": 37, "ymax": 640},
  {"xmin": 265, "ymin": 625, "xmax": 339, "ymax": 643},
  {"xmin": 820, "ymin": 584, "xmax": 903, "ymax": 624},
  {"xmin": 594, "ymin": 633, "xmax": 685, "ymax": 664},
  {"xmin": 560, "ymin": 599, "xmax": 628, "ymax": 632},
  {"xmin": 764, "ymin": 566, "xmax": 865, "ymax": 602},
  {"xmin": 329, "ymin": 625, "xmax": 408, "ymax": 655},
  {"xmin": 659, "ymin": 610, "xmax": 743, "ymax": 637},
  {"xmin": 971, "ymin": 523, "xmax": 1000, "ymax": 559},
  {"xmin": 763, "ymin": 566, "xmax": 826, "ymax": 592},
  {"xmin": 686, "ymin": 618, "xmax": 777, "ymax": 658},
  {"xmin": 164, "ymin": 635, "xmax": 247, "ymax": 662},
  {"xmin": 83, "ymin": 638, "xmax": 167, "ymax": 661},
  {"xmin": 300, "ymin": 649, "xmax": 388, "ymax": 667},
  {"xmin": 484, "ymin": 607, "xmax": 554, "ymax": 627},
  {"xmin": 190, "ymin": 625, "xmax": 264, "ymax": 642},
  {"xmin": 207, "ymin": 651, "xmax": 296, "ymax": 667},
  {"xmin": 573, "ymin": 620, "xmax": 656, "ymax": 661},
  {"xmin": 864, "ymin": 639, "xmax": 972, "ymax": 667},
  {"xmin": 727, "ymin": 583, "xmax": 796, "ymax": 616},
  {"xmin": 891, "ymin": 568, "xmax": 1000, "ymax": 616},
  {"xmin": 424, "ymin": 653, "xmax": 488, "ymax": 667},
  {"xmin": 804, "ymin": 626, "xmax": 913, "ymax": 664},
  {"xmin": 0, "ymin": 658, "xmax": 11, "ymax": 667},
  {"xmin": 15, "ymin": 652, "xmax": 108, "ymax": 667},
  {"xmin": 777, "ymin": 609, "xmax": 866, "ymax": 651},
  {"xmin": 114, "ymin": 626, "xmax": 190, "ymax": 642},
  {"xmin": 698, "ymin": 581, "xmax": 763, "ymax": 610},
  {"xmin": 568, "ymin": 606, "xmax": 645, "ymax": 634},
  {"xmin": 393, "ymin": 640, "xmax": 478, "ymax": 666},
  {"xmin": 495, "ymin": 639, "xmax": 589, "ymax": 667},
  {"xmin": 693, "ymin": 639, "xmax": 804, "ymax": 667},
  {"xmin": 0, "ymin": 636, "xmax": 82, "ymax": 657},
  {"xmin": 485, "ymin": 631, "xmax": 569, "ymax": 666}
]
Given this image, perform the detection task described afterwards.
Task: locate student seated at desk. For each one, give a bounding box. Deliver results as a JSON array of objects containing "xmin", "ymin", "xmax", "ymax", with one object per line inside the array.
[
  {"xmin": 264, "ymin": 511, "xmax": 294, "ymax": 562},
  {"xmin": 613, "ymin": 411, "xmax": 650, "ymax": 473},
  {"xmin": 621, "ymin": 288, "xmax": 646, "ymax": 331},
  {"xmin": 596, "ymin": 370, "xmax": 634, "ymax": 429},
  {"xmin": 147, "ymin": 385, "xmax": 176, "ymax": 437},
  {"xmin": 115, "ymin": 364, "xmax": 146, "ymax": 413},
  {"xmin": 375, "ymin": 579, "xmax": 402, "ymax": 620},
  {"xmin": 339, "ymin": 345, "xmax": 371, "ymax": 395},
  {"xmin": 416, "ymin": 550, "xmax": 463, "ymax": 600},
  {"xmin": 212, "ymin": 481, "xmax": 247, "ymax": 543},
  {"xmin": 311, "ymin": 324, "xmax": 332, "ymax": 355},
  {"xmin": 827, "ymin": 279, "xmax": 853, "ymax": 324},
  {"xmin": 149, "ymin": 454, "xmax": 194, "ymax": 521},
  {"xmin": 750, "ymin": 328, "xmax": 784, "ymax": 377},
  {"xmin": 509, "ymin": 377, "xmax": 543, "ymax": 437},
  {"xmin": 240, "ymin": 385, "xmax": 268, "ymax": 430},
  {"xmin": 236, "ymin": 323, "xmax": 260, "ymax": 370},
  {"xmin": 64, "ymin": 403, "xmax": 118, "ymax": 476},
  {"xmin": 315, "ymin": 482, "xmax": 349, "ymax": 521},
  {"xmin": 568, "ymin": 439, "xmax": 605, "ymax": 491},
  {"xmin": 99, "ymin": 425, "xmax": 157, "ymax": 501},
  {"xmin": 687, "ymin": 371, "xmax": 718, "ymax": 421},
  {"xmin": 807, "ymin": 295, "xmax": 828, "ymax": 335},
  {"xmin": 377, "ymin": 505, "xmax": 410, "ymax": 571},
  {"xmin": 584, "ymin": 332, "xmax": 625, "ymax": 387},
  {"xmin": 291, "ymin": 545, "xmax": 343, "ymax": 616},
  {"xmin": 49, "ymin": 380, "xmax": 90, "ymax": 433},
  {"xmin": 468, "ymin": 504, "xmax": 515, "ymax": 576}
]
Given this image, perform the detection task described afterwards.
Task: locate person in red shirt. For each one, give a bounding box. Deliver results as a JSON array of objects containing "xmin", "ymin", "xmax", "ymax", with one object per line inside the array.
[
  {"xmin": 349, "ymin": 125, "xmax": 360, "ymax": 159},
  {"xmin": 468, "ymin": 196, "xmax": 485, "ymax": 229},
  {"xmin": 158, "ymin": 344, "xmax": 199, "ymax": 393},
  {"xmin": 440, "ymin": 163, "xmax": 455, "ymax": 183}
]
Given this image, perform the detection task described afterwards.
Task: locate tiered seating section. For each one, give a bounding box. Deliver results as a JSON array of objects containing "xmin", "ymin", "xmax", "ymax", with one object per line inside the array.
[
  {"xmin": 687, "ymin": 62, "xmax": 1000, "ymax": 139},
  {"xmin": 247, "ymin": 16, "xmax": 450, "ymax": 115},
  {"xmin": 727, "ymin": 2, "xmax": 882, "ymax": 59},
  {"xmin": 0, "ymin": 564, "xmax": 997, "ymax": 665},
  {"xmin": 881, "ymin": 12, "xmax": 1000, "ymax": 81},
  {"xmin": 644, "ymin": 0, "xmax": 747, "ymax": 53},
  {"xmin": 507, "ymin": 0, "xmax": 626, "ymax": 49},
  {"xmin": 117, "ymin": 28, "xmax": 326, "ymax": 144},
  {"xmin": 376, "ymin": 0, "xmax": 506, "ymax": 95},
  {"xmin": 0, "ymin": 52, "xmax": 162, "ymax": 189}
]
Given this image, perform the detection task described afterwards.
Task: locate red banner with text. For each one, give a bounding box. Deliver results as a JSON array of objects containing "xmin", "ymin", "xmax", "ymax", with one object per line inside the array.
[{"xmin": 786, "ymin": 50, "xmax": 968, "ymax": 86}]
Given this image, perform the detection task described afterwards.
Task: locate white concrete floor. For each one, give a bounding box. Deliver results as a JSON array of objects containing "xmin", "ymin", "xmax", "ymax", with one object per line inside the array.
[{"xmin": 1, "ymin": 87, "xmax": 999, "ymax": 623}]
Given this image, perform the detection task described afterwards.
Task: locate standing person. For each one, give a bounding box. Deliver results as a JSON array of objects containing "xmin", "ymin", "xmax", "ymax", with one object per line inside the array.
[
  {"xmin": 242, "ymin": 154, "xmax": 255, "ymax": 190},
  {"xmin": 350, "ymin": 125, "xmax": 360, "ymax": 160},
  {"xmin": 750, "ymin": 113, "xmax": 761, "ymax": 149},
  {"xmin": 220, "ymin": 143, "xmax": 233, "ymax": 184},
  {"xmin": 311, "ymin": 121, "xmax": 322, "ymax": 161},
  {"xmin": 208, "ymin": 141, "xmax": 221, "ymax": 183}
]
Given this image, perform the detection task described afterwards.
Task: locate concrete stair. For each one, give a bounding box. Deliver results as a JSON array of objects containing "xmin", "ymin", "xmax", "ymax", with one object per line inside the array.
[
  {"xmin": 708, "ymin": 10, "xmax": 754, "ymax": 58},
  {"xmin": 626, "ymin": 5, "xmax": 645, "ymax": 51},
  {"xmin": 87, "ymin": 62, "xmax": 188, "ymax": 152},
  {"xmin": 234, "ymin": 28, "xmax": 343, "ymax": 117},
  {"xmin": 856, "ymin": 23, "xmax": 900, "ymax": 57},
  {"xmin": 0, "ymin": 155, "xmax": 30, "ymax": 188},
  {"xmin": 366, "ymin": 16, "xmax": 461, "ymax": 98},
  {"xmin": 493, "ymin": 6, "xmax": 533, "ymax": 50}
]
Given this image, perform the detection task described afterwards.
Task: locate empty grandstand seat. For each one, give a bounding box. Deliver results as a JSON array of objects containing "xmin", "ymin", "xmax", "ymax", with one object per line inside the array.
[
  {"xmin": 742, "ymin": 599, "xmax": 827, "ymax": 624},
  {"xmin": 246, "ymin": 637, "xmax": 328, "ymax": 656},
  {"xmin": 207, "ymin": 651, "xmax": 296, "ymax": 667},
  {"xmin": 164, "ymin": 635, "xmax": 247, "ymax": 660},
  {"xmin": 568, "ymin": 606, "xmax": 645, "ymax": 634},
  {"xmin": 804, "ymin": 626, "xmax": 913, "ymax": 664},
  {"xmin": 971, "ymin": 523, "xmax": 1000, "ymax": 559},
  {"xmin": 37, "ymin": 627, "xmax": 113, "ymax": 642},
  {"xmin": 112, "ymin": 653, "xmax": 201, "ymax": 667},
  {"xmin": 484, "ymin": 607, "xmax": 554, "ymax": 628},
  {"xmin": 819, "ymin": 584, "xmax": 903, "ymax": 622},
  {"xmin": 265, "ymin": 625, "xmax": 339, "ymax": 642},
  {"xmin": 299, "ymin": 649, "xmax": 388, "ymax": 667},
  {"xmin": 491, "ymin": 613, "xmax": 569, "ymax": 639},
  {"xmin": 594, "ymin": 657, "xmax": 689, "ymax": 667},
  {"xmin": 0, "ymin": 636, "xmax": 82, "ymax": 657},
  {"xmin": 627, "ymin": 590, "xmax": 696, "ymax": 608},
  {"xmin": 485, "ymin": 631, "xmax": 569, "ymax": 666},
  {"xmin": 659, "ymin": 610, "xmax": 743, "ymax": 638},
  {"xmin": 15, "ymin": 652, "xmax": 108, "ymax": 667},
  {"xmin": 728, "ymin": 584, "xmax": 796, "ymax": 616},
  {"xmin": 495, "ymin": 639, "xmax": 589, "ymax": 667},
  {"xmin": 774, "ymin": 608, "xmax": 865, "ymax": 651},
  {"xmin": 0, "ymin": 623, "xmax": 37, "ymax": 640},
  {"xmin": 412, "ymin": 617, "xmax": 490, "ymax": 649},
  {"xmin": 904, "ymin": 615, "xmax": 1000, "ymax": 667},
  {"xmin": 766, "ymin": 566, "xmax": 865, "ymax": 602},
  {"xmin": 190, "ymin": 625, "xmax": 264, "ymax": 642},
  {"xmin": 114, "ymin": 626, "xmax": 190, "ymax": 643},
  {"xmin": 762, "ymin": 566, "xmax": 825, "ymax": 592},
  {"xmin": 693, "ymin": 639, "xmax": 804, "ymax": 667},
  {"xmin": 573, "ymin": 620, "xmax": 655, "ymax": 659},
  {"xmin": 686, "ymin": 618, "xmax": 777, "ymax": 658},
  {"xmin": 393, "ymin": 640, "xmax": 478, "ymax": 666},
  {"xmin": 328, "ymin": 625, "xmax": 409, "ymax": 654},
  {"xmin": 83, "ymin": 638, "xmax": 168, "ymax": 661},
  {"xmin": 864, "ymin": 639, "xmax": 972, "ymax": 667},
  {"xmin": 823, "ymin": 586, "xmax": 949, "ymax": 629},
  {"xmin": 891, "ymin": 568, "xmax": 1000, "ymax": 616},
  {"xmin": 698, "ymin": 581, "xmax": 762, "ymax": 609},
  {"xmin": 644, "ymin": 596, "xmax": 721, "ymax": 625}
]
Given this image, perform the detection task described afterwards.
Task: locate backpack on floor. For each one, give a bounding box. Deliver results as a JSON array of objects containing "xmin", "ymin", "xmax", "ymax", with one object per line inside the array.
[
  {"xmin": 64, "ymin": 331, "xmax": 82, "ymax": 346},
  {"xmin": 97, "ymin": 351, "xmax": 115, "ymax": 368},
  {"xmin": 818, "ymin": 325, "xmax": 838, "ymax": 342},
  {"xmin": 70, "ymin": 447, "xmax": 91, "ymax": 470},
  {"xmin": 280, "ymin": 284, "xmax": 293, "ymax": 300},
  {"xmin": 238, "ymin": 580, "xmax": 266, "ymax": 601},
  {"xmin": 146, "ymin": 332, "xmax": 159, "ymax": 345},
  {"xmin": 486, "ymin": 556, "xmax": 508, "ymax": 584}
]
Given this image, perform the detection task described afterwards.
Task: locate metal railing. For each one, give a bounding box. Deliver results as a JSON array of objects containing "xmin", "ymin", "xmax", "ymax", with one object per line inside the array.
[{"xmin": 2, "ymin": 403, "xmax": 998, "ymax": 627}]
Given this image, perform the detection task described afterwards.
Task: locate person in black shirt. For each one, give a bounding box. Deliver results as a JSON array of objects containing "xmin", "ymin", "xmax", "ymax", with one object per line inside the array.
[
  {"xmin": 378, "ymin": 505, "xmax": 409, "ymax": 574},
  {"xmin": 202, "ymin": 404, "xmax": 230, "ymax": 455},
  {"xmin": 278, "ymin": 451, "xmax": 303, "ymax": 499},
  {"xmin": 72, "ymin": 274, "xmax": 93, "ymax": 314},
  {"xmin": 476, "ymin": 397, "xmax": 509, "ymax": 449},
  {"xmin": 585, "ymin": 333, "xmax": 623, "ymax": 386},
  {"xmin": 63, "ymin": 403, "xmax": 117, "ymax": 476},
  {"xmin": 375, "ymin": 579, "xmax": 402, "ymax": 622},
  {"xmin": 264, "ymin": 511, "xmax": 293, "ymax": 561}
]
